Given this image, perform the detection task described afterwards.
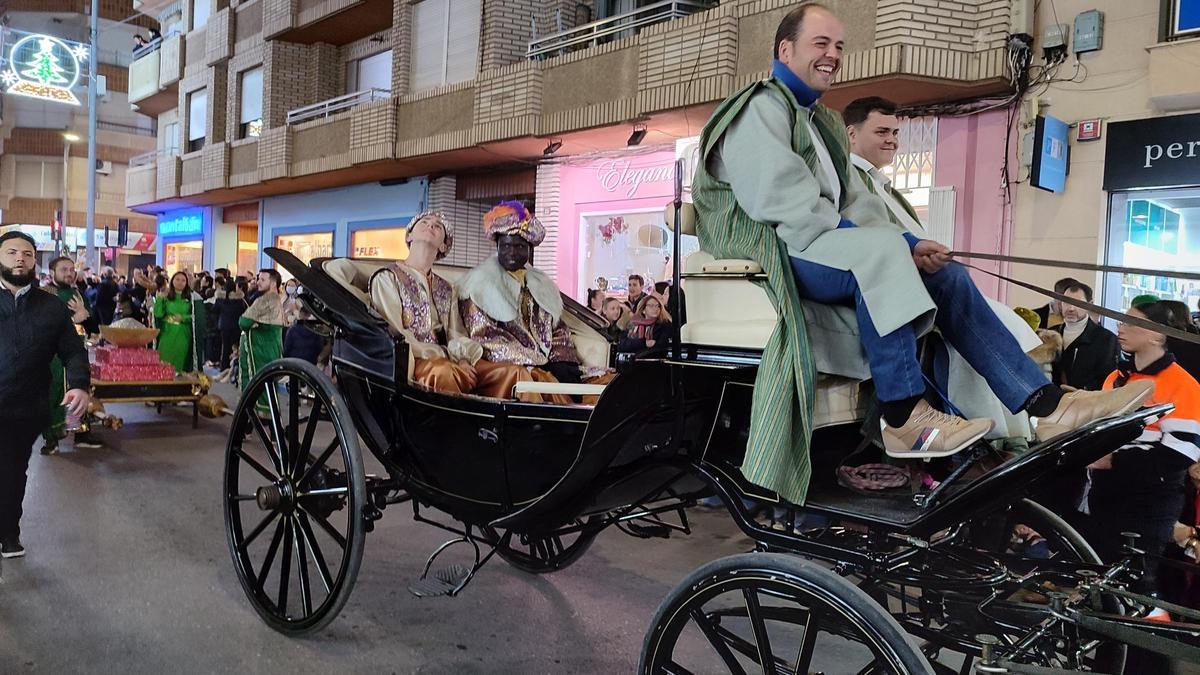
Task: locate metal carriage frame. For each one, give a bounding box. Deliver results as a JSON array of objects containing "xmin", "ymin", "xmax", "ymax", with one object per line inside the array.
[{"xmin": 221, "ymin": 245, "xmax": 1200, "ymax": 674}]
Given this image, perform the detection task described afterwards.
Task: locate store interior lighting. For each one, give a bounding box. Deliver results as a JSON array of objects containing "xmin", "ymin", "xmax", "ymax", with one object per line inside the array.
[
  {"xmin": 543, "ymin": 139, "xmax": 563, "ymax": 156},
  {"xmin": 627, "ymin": 124, "xmax": 647, "ymax": 146}
]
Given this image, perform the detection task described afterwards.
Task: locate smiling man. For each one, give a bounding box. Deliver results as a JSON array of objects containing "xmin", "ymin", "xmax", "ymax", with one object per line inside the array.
[{"xmin": 689, "ymin": 3, "xmax": 1154, "ymax": 503}]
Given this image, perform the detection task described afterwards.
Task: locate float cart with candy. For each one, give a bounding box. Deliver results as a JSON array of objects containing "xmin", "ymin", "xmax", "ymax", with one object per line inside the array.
[{"xmin": 84, "ymin": 324, "xmax": 228, "ymax": 431}]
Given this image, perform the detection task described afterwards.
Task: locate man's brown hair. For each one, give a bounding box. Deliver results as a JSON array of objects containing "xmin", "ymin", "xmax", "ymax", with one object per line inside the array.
[{"xmin": 773, "ymin": 3, "xmax": 829, "ymax": 59}]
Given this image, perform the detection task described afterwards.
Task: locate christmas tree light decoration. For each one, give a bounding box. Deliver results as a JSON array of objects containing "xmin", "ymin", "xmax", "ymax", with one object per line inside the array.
[{"xmin": 4, "ymin": 34, "xmax": 84, "ymax": 105}]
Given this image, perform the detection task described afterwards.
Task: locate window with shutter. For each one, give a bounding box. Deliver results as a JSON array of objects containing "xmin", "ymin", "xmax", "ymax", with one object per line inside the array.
[
  {"xmin": 187, "ymin": 88, "xmax": 207, "ymax": 153},
  {"xmin": 239, "ymin": 66, "xmax": 263, "ymax": 139},
  {"xmin": 410, "ymin": 0, "xmax": 480, "ymax": 92}
]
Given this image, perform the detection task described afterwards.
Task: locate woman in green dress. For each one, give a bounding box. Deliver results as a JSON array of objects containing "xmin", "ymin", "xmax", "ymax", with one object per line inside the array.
[{"xmin": 152, "ymin": 271, "xmax": 206, "ymax": 374}]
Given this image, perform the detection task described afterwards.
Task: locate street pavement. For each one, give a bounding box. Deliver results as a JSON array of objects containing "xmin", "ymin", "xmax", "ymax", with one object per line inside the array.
[
  {"xmin": 0, "ymin": 384, "xmax": 754, "ymax": 674},
  {"xmin": 3, "ymin": 383, "xmax": 1198, "ymax": 674}
]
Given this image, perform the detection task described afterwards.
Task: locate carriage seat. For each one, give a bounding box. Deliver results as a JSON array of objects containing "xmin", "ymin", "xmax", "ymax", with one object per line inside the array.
[
  {"xmin": 666, "ymin": 203, "xmax": 867, "ymax": 429},
  {"xmin": 321, "ymin": 257, "xmax": 612, "ymax": 397}
]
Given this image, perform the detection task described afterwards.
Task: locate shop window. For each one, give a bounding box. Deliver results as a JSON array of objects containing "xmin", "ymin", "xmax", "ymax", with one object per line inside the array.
[
  {"xmin": 274, "ymin": 231, "xmax": 334, "ymax": 279},
  {"xmin": 579, "ymin": 210, "xmax": 699, "ymax": 300},
  {"xmin": 1104, "ymin": 189, "xmax": 1200, "ymax": 313},
  {"xmin": 164, "ymin": 240, "xmax": 203, "ymax": 276},
  {"xmin": 187, "ymin": 88, "xmax": 207, "ymax": 153},
  {"xmin": 410, "ymin": 0, "xmax": 481, "ymax": 92},
  {"xmin": 351, "ymin": 227, "xmax": 408, "ymax": 259},
  {"xmin": 192, "ymin": 0, "xmax": 211, "ymax": 31},
  {"xmin": 238, "ymin": 66, "xmax": 263, "ymax": 139},
  {"xmin": 1167, "ymin": 0, "xmax": 1200, "ymax": 39},
  {"xmin": 345, "ymin": 50, "xmax": 392, "ymax": 95},
  {"xmin": 237, "ymin": 223, "xmax": 258, "ymax": 275}
]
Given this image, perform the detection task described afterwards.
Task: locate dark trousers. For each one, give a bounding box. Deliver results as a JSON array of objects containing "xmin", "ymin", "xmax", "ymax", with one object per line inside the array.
[
  {"xmin": 219, "ymin": 327, "xmax": 240, "ymax": 371},
  {"xmin": 0, "ymin": 418, "xmax": 44, "ymax": 540}
]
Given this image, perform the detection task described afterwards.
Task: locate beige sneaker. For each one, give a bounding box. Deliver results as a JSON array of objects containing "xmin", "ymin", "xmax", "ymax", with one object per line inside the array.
[
  {"xmin": 882, "ymin": 400, "xmax": 994, "ymax": 459},
  {"xmin": 1033, "ymin": 381, "xmax": 1155, "ymax": 442}
]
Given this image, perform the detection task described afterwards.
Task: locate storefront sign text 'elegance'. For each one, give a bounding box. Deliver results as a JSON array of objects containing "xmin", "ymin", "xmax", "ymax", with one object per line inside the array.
[
  {"xmin": 596, "ymin": 158, "xmax": 674, "ymax": 199},
  {"xmin": 3, "ymin": 34, "xmax": 87, "ymax": 105},
  {"xmin": 1104, "ymin": 113, "xmax": 1200, "ymax": 191}
]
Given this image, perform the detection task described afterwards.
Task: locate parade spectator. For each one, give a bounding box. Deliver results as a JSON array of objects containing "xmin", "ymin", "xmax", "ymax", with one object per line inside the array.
[
  {"xmin": 625, "ymin": 274, "xmax": 649, "ymax": 312},
  {"xmin": 601, "ymin": 297, "xmax": 628, "ymax": 342},
  {"xmin": 239, "ymin": 269, "xmax": 286, "ymax": 409},
  {"xmin": 133, "ymin": 34, "xmax": 147, "ymax": 52},
  {"xmin": 0, "ymin": 231, "xmax": 90, "ymax": 558},
  {"xmin": 94, "ymin": 268, "xmax": 119, "ymax": 325},
  {"xmin": 152, "ymin": 271, "xmax": 206, "ymax": 374},
  {"xmin": 1084, "ymin": 301, "xmax": 1200, "ymax": 604},
  {"xmin": 1052, "ymin": 281, "xmax": 1118, "ymax": 391},
  {"xmin": 1160, "ymin": 299, "xmax": 1200, "ymax": 381},
  {"xmin": 283, "ymin": 309, "xmax": 324, "ymax": 366},
  {"xmin": 282, "ymin": 278, "xmax": 302, "ymax": 327},
  {"xmin": 587, "ymin": 288, "xmax": 606, "ymax": 316},
  {"xmin": 215, "ymin": 277, "xmax": 249, "ymax": 373},
  {"xmin": 1034, "ymin": 277, "xmax": 1081, "ymax": 331},
  {"xmin": 618, "ymin": 295, "xmax": 672, "ymax": 354},
  {"xmin": 41, "ymin": 257, "xmax": 100, "ymax": 454}
]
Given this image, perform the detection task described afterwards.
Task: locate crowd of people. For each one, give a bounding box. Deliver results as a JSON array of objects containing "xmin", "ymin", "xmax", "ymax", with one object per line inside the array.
[{"xmin": 585, "ymin": 273, "xmax": 678, "ymax": 356}]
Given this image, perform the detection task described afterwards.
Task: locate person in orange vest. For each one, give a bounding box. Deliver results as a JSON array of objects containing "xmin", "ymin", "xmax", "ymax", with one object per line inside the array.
[{"xmin": 1085, "ymin": 302, "xmax": 1200, "ymax": 610}]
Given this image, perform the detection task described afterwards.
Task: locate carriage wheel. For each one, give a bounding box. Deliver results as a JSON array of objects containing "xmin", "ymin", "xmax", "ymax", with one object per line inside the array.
[
  {"xmin": 964, "ymin": 498, "xmax": 1126, "ymax": 674},
  {"xmin": 490, "ymin": 517, "xmax": 600, "ymax": 574},
  {"xmin": 640, "ymin": 553, "xmax": 933, "ymax": 674},
  {"xmin": 223, "ymin": 358, "xmax": 367, "ymax": 635}
]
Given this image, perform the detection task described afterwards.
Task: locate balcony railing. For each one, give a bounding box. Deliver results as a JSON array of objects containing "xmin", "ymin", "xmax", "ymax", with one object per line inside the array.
[
  {"xmin": 527, "ymin": 0, "xmax": 713, "ymax": 59},
  {"xmin": 286, "ymin": 88, "xmax": 391, "ymax": 125},
  {"xmin": 130, "ymin": 147, "xmax": 180, "ymax": 168}
]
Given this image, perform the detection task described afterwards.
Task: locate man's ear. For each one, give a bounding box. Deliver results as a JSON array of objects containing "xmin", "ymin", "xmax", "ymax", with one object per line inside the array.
[{"xmin": 846, "ymin": 124, "xmax": 858, "ymax": 145}]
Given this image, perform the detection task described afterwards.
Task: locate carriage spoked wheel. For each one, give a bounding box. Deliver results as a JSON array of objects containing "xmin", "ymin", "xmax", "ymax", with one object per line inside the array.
[
  {"xmin": 224, "ymin": 358, "xmax": 367, "ymax": 635},
  {"xmin": 488, "ymin": 517, "xmax": 601, "ymax": 574},
  {"xmin": 640, "ymin": 553, "xmax": 933, "ymax": 674}
]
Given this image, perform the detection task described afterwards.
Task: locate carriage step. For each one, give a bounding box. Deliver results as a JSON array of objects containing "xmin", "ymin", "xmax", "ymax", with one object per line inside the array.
[{"xmin": 408, "ymin": 563, "xmax": 471, "ymax": 598}]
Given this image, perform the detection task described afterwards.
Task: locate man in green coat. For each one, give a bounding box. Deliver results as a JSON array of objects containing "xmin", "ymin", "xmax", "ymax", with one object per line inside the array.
[
  {"xmin": 239, "ymin": 269, "xmax": 285, "ymax": 412},
  {"xmin": 692, "ymin": 3, "xmax": 1151, "ymax": 502},
  {"xmin": 41, "ymin": 257, "xmax": 100, "ymax": 454}
]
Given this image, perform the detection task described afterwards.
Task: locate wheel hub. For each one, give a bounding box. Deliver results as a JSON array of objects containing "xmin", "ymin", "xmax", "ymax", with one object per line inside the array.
[{"xmin": 256, "ymin": 481, "xmax": 295, "ymax": 512}]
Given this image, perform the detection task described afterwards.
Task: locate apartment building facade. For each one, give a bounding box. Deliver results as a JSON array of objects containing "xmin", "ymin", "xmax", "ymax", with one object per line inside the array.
[
  {"xmin": 124, "ymin": 0, "xmax": 1020, "ymax": 290},
  {"xmin": 1008, "ymin": 0, "xmax": 1200, "ymax": 317},
  {"xmin": 0, "ymin": 0, "xmax": 162, "ymax": 273}
]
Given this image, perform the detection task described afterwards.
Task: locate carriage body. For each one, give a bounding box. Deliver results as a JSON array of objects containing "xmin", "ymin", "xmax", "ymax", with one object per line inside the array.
[{"xmin": 223, "ymin": 245, "xmax": 1199, "ymax": 671}]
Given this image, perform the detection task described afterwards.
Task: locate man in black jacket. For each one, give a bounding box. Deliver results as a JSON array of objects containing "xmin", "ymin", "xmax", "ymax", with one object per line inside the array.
[
  {"xmin": 0, "ymin": 231, "xmax": 90, "ymax": 558},
  {"xmin": 1052, "ymin": 281, "xmax": 1119, "ymax": 391}
]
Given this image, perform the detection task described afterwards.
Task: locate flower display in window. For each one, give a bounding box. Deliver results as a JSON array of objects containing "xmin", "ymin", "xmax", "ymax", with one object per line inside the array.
[{"xmin": 598, "ymin": 216, "xmax": 627, "ymax": 246}]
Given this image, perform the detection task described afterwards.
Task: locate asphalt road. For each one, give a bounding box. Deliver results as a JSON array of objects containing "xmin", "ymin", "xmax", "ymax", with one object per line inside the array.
[
  {"xmin": 2, "ymin": 383, "xmax": 1198, "ymax": 674},
  {"xmin": 0, "ymin": 384, "xmax": 755, "ymax": 674}
]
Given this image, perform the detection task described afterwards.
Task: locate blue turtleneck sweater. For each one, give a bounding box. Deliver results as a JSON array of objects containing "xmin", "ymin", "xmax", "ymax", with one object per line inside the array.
[{"xmin": 770, "ymin": 59, "xmax": 920, "ymax": 249}]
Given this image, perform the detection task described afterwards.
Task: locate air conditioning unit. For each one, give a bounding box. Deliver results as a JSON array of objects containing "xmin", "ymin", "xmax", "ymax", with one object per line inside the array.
[{"xmin": 95, "ymin": 160, "xmax": 113, "ymax": 175}]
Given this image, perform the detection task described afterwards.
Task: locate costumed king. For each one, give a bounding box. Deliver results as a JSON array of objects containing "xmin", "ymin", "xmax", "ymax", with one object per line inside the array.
[
  {"xmin": 457, "ymin": 201, "xmax": 610, "ymax": 403},
  {"xmin": 369, "ymin": 211, "xmax": 482, "ymax": 394}
]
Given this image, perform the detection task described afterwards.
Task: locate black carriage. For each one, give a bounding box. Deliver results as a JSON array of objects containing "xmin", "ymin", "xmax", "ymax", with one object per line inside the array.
[{"xmin": 223, "ymin": 205, "xmax": 1200, "ymax": 672}]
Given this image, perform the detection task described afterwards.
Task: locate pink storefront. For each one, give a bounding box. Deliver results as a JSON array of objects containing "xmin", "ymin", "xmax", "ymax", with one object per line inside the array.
[{"xmin": 544, "ymin": 148, "xmax": 695, "ymax": 302}]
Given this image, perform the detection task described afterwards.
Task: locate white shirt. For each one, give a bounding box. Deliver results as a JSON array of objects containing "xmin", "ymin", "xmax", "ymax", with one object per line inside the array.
[{"xmin": 850, "ymin": 153, "xmax": 926, "ymax": 237}]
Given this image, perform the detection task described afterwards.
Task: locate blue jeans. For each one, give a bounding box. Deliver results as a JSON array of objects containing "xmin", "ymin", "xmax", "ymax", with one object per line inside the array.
[{"xmin": 788, "ymin": 257, "xmax": 1048, "ymax": 412}]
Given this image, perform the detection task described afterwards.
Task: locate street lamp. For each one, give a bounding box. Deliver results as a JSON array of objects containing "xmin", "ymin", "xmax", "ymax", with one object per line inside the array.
[{"xmin": 62, "ymin": 131, "xmax": 79, "ymax": 256}]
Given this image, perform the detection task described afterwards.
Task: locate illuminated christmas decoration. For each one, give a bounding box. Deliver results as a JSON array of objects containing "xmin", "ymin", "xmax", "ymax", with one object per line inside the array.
[{"xmin": 4, "ymin": 34, "xmax": 86, "ymax": 105}]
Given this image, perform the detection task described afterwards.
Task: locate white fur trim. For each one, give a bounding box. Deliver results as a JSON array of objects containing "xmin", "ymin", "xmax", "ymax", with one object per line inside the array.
[{"xmin": 456, "ymin": 257, "xmax": 562, "ymax": 323}]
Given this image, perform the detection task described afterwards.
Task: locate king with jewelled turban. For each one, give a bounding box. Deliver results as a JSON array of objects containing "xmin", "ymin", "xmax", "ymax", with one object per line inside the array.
[{"xmin": 457, "ymin": 201, "xmax": 597, "ymax": 403}]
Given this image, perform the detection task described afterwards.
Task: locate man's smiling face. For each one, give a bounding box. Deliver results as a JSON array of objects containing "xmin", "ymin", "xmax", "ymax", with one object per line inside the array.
[{"xmin": 778, "ymin": 7, "xmax": 845, "ymax": 93}]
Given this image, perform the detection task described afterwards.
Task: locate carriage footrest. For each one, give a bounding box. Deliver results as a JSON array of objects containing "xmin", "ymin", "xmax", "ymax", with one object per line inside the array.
[{"xmin": 408, "ymin": 563, "xmax": 471, "ymax": 598}]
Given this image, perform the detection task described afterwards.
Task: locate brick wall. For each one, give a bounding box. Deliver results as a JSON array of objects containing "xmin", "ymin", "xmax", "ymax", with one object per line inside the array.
[
  {"xmin": 533, "ymin": 163, "xmax": 560, "ymax": 283},
  {"xmin": 262, "ymin": 41, "xmax": 345, "ymax": 128},
  {"xmin": 1, "ymin": 197, "xmax": 155, "ymax": 231},
  {"xmin": 480, "ymin": 0, "xmax": 594, "ymax": 70},
  {"xmin": 427, "ymin": 175, "xmax": 494, "ymax": 269},
  {"xmin": 5, "ymin": 128, "xmax": 143, "ymax": 164},
  {"xmin": 876, "ymin": 0, "xmax": 1010, "ymax": 52}
]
